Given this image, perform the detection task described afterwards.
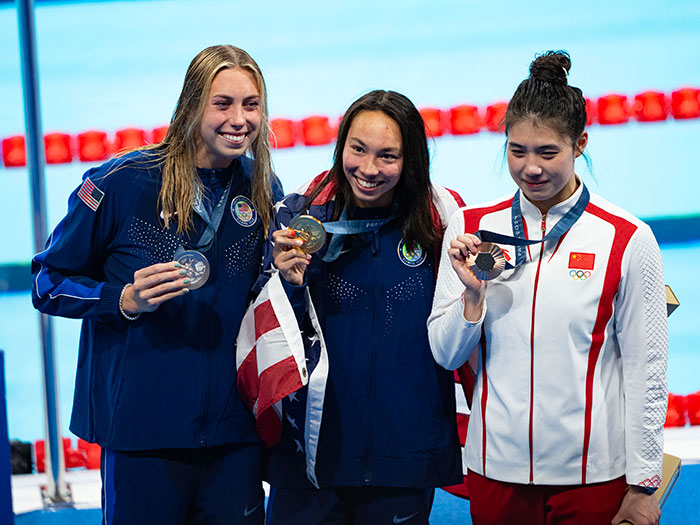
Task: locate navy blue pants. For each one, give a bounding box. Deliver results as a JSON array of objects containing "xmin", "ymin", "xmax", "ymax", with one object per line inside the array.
[
  {"xmin": 101, "ymin": 443, "xmax": 264, "ymax": 525},
  {"xmin": 266, "ymin": 486, "xmax": 434, "ymax": 525}
]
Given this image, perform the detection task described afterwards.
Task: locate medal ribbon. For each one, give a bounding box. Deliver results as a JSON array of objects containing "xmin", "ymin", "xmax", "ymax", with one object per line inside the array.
[
  {"xmin": 316, "ymin": 203, "xmax": 399, "ymax": 263},
  {"xmin": 180, "ymin": 168, "xmax": 236, "ymax": 254},
  {"xmin": 475, "ymin": 184, "xmax": 590, "ymax": 270}
]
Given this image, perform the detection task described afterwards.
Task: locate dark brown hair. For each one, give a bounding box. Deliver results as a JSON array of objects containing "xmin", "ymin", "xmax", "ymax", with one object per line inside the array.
[{"xmin": 307, "ymin": 90, "xmax": 438, "ymax": 250}]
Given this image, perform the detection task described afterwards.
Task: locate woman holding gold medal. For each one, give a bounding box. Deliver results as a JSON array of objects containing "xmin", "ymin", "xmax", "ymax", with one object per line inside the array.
[
  {"xmin": 262, "ymin": 90, "xmax": 465, "ymax": 524},
  {"xmin": 428, "ymin": 51, "xmax": 667, "ymax": 525},
  {"xmin": 31, "ymin": 45, "xmax": 282, "ymax": 524}
]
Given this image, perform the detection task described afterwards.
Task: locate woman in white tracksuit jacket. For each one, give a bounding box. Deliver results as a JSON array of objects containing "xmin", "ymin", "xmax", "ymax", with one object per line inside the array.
[{"xmin": 428, "ymin": 51, "xmax": 667, "ymax": 525}]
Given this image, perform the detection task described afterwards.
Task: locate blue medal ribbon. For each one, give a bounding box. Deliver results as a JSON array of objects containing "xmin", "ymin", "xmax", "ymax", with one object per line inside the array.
[
  {"xmin": 476, "ymin": 184, "xmax": 590, "ymax": 270},
  {"xmin": 175, "ymin": 166, "xmax": 235, "ymax": 257},
  {"xmin": 313, "ymin": 203, "xmax": 399, "ymax": 263}
]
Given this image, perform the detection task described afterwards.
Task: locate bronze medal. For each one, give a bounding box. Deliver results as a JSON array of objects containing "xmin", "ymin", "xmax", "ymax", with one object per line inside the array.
[{"xmin": 466, "ymin": 242, "xmax": 506, "ymax": 280}]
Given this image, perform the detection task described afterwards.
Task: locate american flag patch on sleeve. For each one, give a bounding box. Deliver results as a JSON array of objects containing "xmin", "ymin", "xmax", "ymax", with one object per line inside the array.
[{"xmin": 77, "ymin": 177, "xmax": 104, "ymax": 211}]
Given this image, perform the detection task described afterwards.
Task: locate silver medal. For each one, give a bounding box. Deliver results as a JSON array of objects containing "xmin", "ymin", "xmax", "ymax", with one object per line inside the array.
[{"xmin": 175, "ymin": 250, "xmax": 210, "ymax": 290}]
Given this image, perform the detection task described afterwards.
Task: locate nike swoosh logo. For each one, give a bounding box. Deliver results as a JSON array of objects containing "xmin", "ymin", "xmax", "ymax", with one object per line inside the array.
[
  {"xmin": 243, "ymin": 500, "xmax": 263, "ymax": 518},
  {"xmin": 159, "ymin": 210, "xmax": 178, "ymax": 219},
  {"xmin": 393, "ymin": 511, "xmax": 419, "ymax": 523}
]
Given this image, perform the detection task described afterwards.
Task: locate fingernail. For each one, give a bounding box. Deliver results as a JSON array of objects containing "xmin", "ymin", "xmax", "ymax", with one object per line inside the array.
[
  {"xmin": 179, "ymin": 269, "xmax": 187, "ymax": 275},
  {"xmin": 183, "ymin": 278, "xmax": 191, "ymax": 284},
  {"xmin": 174, "ymin": 262, "xmax": 181, "ymax": 268},
  {"xmin": 182, "ymin": 287, "xmax": 190, "ymax": 294}
]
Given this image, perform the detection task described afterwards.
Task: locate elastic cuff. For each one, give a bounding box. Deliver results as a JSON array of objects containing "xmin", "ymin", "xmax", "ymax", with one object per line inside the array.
[
  {"xmin": 97, "ymin": 281, "xmax": 125, "ymax": 322},
  {"xmin": 280, "ymin": 274, "xmax": 307, "ymax": 308},
  {"xmin": 280, "ymin": 276, "xmax": 307, "ymax": 325}
]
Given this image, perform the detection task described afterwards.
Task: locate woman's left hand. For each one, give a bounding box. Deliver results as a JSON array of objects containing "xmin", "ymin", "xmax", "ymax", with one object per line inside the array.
[{"xmin": 611, "ymin": 487, "xmax": 661, "ymax": 525}]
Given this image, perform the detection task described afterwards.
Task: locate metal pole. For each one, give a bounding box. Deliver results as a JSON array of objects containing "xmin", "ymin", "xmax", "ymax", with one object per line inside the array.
[
  {"xmin": 0, "ymin": 352, "xmax": 15, "ymax": 524},
  {"xmin": 16, "ymin": 0, "xmax": 71, "ymax": 505}
]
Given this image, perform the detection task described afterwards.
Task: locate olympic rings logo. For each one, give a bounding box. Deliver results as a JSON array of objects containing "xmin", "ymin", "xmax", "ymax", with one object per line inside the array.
[{"xmin": 569, "ymin": 269, "xmax": 592, "ymax": 281}]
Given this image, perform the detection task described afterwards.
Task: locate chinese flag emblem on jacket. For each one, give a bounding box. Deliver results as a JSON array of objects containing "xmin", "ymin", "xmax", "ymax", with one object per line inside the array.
[{"xmin": 569, "ymin": 252, "xmax": 595, "ymax": 270}]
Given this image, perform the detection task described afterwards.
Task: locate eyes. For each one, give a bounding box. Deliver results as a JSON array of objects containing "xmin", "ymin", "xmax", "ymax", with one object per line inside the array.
[
  {"xmin": 244, "ymin": 100, "xmax": 260, "ymax": 111},
  {"xmin": 508, "ymin": 148, "xmax": 559, "ymax": 160},
  {"xmin": 212, "ymin": 98, "xmax": 260, "ymax": 111},
  {"xmin": 348, "ymin": 143, "xmax": 401, "ymax": 162}
]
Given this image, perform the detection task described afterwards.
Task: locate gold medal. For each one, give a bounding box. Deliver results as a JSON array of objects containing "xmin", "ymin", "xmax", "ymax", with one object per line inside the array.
[
  {"xmin": 288, "ymin": 215, "xmax": 327, "ymax": 254},
  {"xmin": 466, "ymin": 242, "xmax": 506, "ymax": 280}
]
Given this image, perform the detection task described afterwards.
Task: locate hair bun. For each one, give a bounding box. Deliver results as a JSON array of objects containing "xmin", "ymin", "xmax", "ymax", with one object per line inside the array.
[{"xmin": 529, "ymin": 50, "xmax": 571, "ymax": 85}]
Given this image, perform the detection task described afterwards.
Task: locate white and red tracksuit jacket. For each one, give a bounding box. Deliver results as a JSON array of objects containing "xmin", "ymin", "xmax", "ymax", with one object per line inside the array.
[{"xmin": 427, "ymin": 182, "xmax": 668, "ymax": 488}]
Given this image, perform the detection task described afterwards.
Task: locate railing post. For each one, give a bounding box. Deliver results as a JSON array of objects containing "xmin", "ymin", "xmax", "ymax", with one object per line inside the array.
[
  {"xmin": 16, "ymin": 0, "xmax": 71, "ymax": 505},
  {"xmin": 0, "ymin": 351, "xmax": 15, "ymax": 524}
]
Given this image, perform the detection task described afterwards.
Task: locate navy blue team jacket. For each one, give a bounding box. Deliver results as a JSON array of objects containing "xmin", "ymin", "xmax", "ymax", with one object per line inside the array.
[
  {"xmin": 31, "ymin": 150, "xmax": 282, "ymax": 451},
  {"xmin": 265, "ymin": 180, "xmax": 462, "ymax": 489}
]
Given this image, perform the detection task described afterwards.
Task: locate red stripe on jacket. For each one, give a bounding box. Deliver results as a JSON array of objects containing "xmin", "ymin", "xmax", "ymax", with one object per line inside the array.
[{"xmin": 580, "ymin": 203, "xmax": 637, "ymax": 483}]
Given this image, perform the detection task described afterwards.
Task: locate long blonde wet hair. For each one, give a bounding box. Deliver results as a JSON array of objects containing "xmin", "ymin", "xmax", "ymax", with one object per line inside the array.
[{"xmin": 155, "ymin": 45, "xmax": 275, "ymax": 234}]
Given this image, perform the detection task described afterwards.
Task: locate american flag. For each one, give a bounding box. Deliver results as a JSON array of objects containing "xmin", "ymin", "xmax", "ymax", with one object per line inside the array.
[
  {"xmin": 236, "ymin": 272, "xmax": 328, "ymax": 487},
  {"xmin": 77, "ymin": 177, "xmax": 104, "ymax": 211}
]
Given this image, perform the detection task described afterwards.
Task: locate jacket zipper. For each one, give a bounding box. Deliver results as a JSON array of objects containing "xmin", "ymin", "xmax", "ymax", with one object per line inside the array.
[
  {"xmin": 198, "ymin": 240, "xmax": 215, "ymax": 447},
  {"xmin": 362, "ymin": 231, "xmax": 380, "ymax": 485},
  {"xmin": 528, "ymin": 213, "xmax": 546, "ymax": 483}
]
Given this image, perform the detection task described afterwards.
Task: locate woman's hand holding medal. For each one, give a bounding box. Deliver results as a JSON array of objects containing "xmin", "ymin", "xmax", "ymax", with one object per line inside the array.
[
  {"xmin": 273, "ymin": 215, "xmax": 326, "ymax": 285},
  {"xmin": 121, "ymin": 262, "xmax": 191, "ymax": 315},
  {"xmin": 272, "ymin": 229, "xmax": 312, "ymax": 285},
  {"xmin": 448, "ymin": 233, "xmax": 487, "ymax": 322}
]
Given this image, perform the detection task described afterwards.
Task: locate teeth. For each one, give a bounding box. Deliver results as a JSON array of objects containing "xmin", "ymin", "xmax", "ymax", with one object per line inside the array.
[
  {"xmin": 355, "ymin": 177, "xmax": 381, "ymax": 189},
  {"xmin": 222, "ymin": 133, "xmax": 245, "ymax": 143}
]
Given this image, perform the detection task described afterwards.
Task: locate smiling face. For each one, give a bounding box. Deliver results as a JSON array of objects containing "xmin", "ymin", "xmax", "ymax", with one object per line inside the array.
[
  {"xmin": 506, "ymin": 119, "xmax": 588, "ymax": 214},
  {"xmin": 195, "ymin": 67, "xmax": 261, "ymax": 169},
  {"xmin": 342, "ymin": 110, "xmax": 404, "ymax": 208}
]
